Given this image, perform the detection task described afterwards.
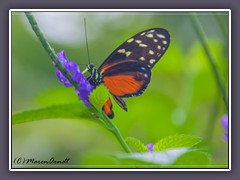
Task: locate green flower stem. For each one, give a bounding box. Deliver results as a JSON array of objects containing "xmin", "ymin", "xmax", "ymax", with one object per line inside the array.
[
  {"xmin": 100, "ymin": 112, "xmax": 132, "ymax": 153},
  {"xmin": 25, "ymin": 12, "xmax": 79, "ymax": 89},
  {"xmin": 190, "ymin": 13, "xmax": 228, "ymax": 110},
  {"xmin": 88, "ymin": 106, "xmax": 132, "ymax": 153},
  {"xmin": 25, "ymin": 12, "xmax": 132, "ymax": 153}
]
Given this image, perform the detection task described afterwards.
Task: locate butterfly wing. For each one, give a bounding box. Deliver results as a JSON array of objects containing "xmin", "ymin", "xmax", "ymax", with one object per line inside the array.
[
  {"xmin": 102, "ymin": 60, "xmax": 151, "ymax": 114},
  {"xmin": 99, "ymin": 28, "xmax": 170, "ymax": 71},
  {"xmin": 102, "ymin": 60, "xmax": 151, "ymax": 98},
  {"xmin": 99, "ymin": 28, "xmax": 170, "ymax": 118},
  {"xmin": 99, "ymin": 28, "xmax": 170, "ymax": 96},
  {"xmin": 102, "ymin": 98, "xmax": 114, "ymax": 119},
  {"xmin": 100, "ymin": 63, "xmax": 150, "ymax": 118}
]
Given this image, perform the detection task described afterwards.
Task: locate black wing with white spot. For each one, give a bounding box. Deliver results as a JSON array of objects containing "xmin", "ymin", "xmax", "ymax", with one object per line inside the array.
[
  {"xmin": 99, "ymin": 28, "xmax": 170, "ymax": 72},
  {"xmin": 96, "ymin": 28, "xmax": 170, "ymax": 118}
]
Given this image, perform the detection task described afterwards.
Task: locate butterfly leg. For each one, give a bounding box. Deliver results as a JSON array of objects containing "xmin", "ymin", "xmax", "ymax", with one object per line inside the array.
[{"xmin": 113, "ymin": 95, "xmax": 128, "ymax": 112}]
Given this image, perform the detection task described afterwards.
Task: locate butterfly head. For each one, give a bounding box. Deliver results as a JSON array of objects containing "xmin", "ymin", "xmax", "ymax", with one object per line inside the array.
[
  {"xmin": 84, "ymin": 63, "xmax": 92, "ymax": 71},
  {"xmin": 87, "ymin": 64, "xmax": 95, "ymax": 70},
  {"xmin": 82, "ymin": 64, "xmax": 95, "ymax": 74}
]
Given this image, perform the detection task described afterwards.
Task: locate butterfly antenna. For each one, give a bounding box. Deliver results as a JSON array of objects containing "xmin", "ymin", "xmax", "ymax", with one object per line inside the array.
[{"xmin": 84, "ymin": 18, "xmax": 91, "ymax": 65}]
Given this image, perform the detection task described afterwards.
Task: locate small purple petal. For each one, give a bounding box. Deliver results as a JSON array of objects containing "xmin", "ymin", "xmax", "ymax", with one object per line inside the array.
[
  {"xmin": 55, "ymin": 69, "xmax": 72, "ymax": 87},
  {"xmin": 72, "ymin": 71, "xmax": 84, "ymax": 84},
  {"xmin": 221, "ymin": 114, "xmax": 228, "ymax": 142},
  {"xmin": 65, "ymin": 61, "xmax": 79, "ymax": 71},
  {"xmin": 146, "ymin": 144, "xmax": 154, "ymax": 152},
  {"xmin": 57, "ymin": 50, "xmax": 68, "ymax": 64},
  {"xmin": 75, "ymin": 88, "xmax": 92, "ymax": 106},
  {"xmin": 54, "ymin": 50, "xmax": 94, "ymax": 106},
  {"xmin": 76, "ymin": 82, "xmax": 93, "ymax": 106}
]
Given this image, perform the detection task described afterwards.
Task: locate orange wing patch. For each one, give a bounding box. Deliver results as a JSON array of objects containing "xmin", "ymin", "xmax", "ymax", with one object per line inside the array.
[
  {"xmin": 102, "ymin": 98, "xmax": 114, "ymax": 119},
  {"xmin": 103, "ymin": 75, "xmax": 144, "ymax": 97}
]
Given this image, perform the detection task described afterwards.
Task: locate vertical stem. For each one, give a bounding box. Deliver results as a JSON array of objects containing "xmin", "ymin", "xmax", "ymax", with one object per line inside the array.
[
  {"xmin": 100, "ymin": 112, "xmax": 132, "ymax": 153},
  {"xmin": 190, "ymin": 13, "xmax": 228, "ymax": 110},
  {"xmin": 25, "ymin": 12, "xmax": 79, "ymax": 88}
]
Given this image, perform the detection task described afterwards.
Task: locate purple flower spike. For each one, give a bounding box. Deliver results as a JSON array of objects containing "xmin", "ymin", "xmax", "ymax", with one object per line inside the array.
[
  {"xmin": 54, "ymin": 50, "xmax": 93, "ymax": 106},
  {"xmin": 221, "ymin": 114, "xmax": 228, "ymax": 142},
  {"xmin": 55, "ymin": 50, "xmax": 80, "ymax": 87},
  {"xmin": 146, "ymin": 144, "xmax": 154, "ymax": 152}
]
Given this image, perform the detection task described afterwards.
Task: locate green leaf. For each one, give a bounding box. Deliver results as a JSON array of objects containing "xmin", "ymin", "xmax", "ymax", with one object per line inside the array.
[
  {"xmin": 89, "ymin": 84, "xmax": 110, "ymax": 111},
  {"xmin": 117, "ymin": 149, "xmax": 211, "ymax": 167},
  {"xmin": 153, "ymin": 134, "xmax": 201, "ymax": 151},
  {"xmin": 125, "ymin": 137, "xmax": 149, "ymax": 152},
  {"xmin": 12, "ymin": 103, "xmax": 94, "ymax": 125},
  {"xmin": 173, "ymin": 151, "xmax": 212, "ymax": 167},
  {"xmin": 117, "ymin": 147, "xmax": 189, "ymax": 165},
  {"xmin": 36, "ymin": 87, "xmax": 79, "ymax": 106}
]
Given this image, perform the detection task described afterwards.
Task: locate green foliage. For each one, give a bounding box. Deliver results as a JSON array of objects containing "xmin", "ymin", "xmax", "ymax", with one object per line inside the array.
[
  {"xmin": 89, "ymin": 84, "xmax": 110, "ymax": 111},
  {"xmin": 173, "ymin": 151, "xmax": 212, "ymax": 167},
  {"xmin": 12, "ymin": 103, "xmax": 94, "ymax": 125},
  {"xmin": 117, "ymin": 134, "xmax": 209, "ymax": 167},
  {"xmin": 80, "ymin": 153, "xmax": 119, "ymax": 168},
  {"xmin": 153, "ymin": 134, "xmax": 202, "ymax": 151},
  {"xmin": 125, "ymin": 137, "xmax": 149, "ymax": 152},
  {"xmin": 116, "ymin": 148, "xmax": 212, "ymax": 168},
  {"xmin": 36, "ymin": 87, "xmax": 79, "ymax": 107}
]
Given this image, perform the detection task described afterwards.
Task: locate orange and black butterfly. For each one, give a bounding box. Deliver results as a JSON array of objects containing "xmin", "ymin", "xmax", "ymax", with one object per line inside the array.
[{"xmin": 87, "ymin": 28, "xmax": 170, "ymax": 119}]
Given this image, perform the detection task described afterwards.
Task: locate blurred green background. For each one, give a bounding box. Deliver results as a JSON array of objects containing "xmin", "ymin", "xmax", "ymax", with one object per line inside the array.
[{"xmin": 12, "ymin": 11, "xmax": 229, "ymax": 168}]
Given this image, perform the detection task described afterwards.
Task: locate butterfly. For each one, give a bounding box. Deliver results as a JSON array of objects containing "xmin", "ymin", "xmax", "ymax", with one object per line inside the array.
[{"xmin": 87, "ymin": 28, "xmax": 170, "ymax": 119}]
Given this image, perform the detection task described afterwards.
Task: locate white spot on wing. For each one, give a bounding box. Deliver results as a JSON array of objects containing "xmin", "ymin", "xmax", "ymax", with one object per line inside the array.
[
  {"xmin": 146, "ymin": 34, "xmax": 153, "ymax": 38},
  {"xmin": 149, "ymin": 30, "xmax": 155, "ymax": 33},
  {"xmin": 149, "ymin": 59, "xmax": 156, "ymax": 64},
  {"xmin": 125, "ymin": 51, "xmax": 131, "ymax": 57},
  {"xmin": 149, "ymin": 50, "xmax": 154, "ymax": 55},
  {"xmin": 156, "ymin": 33, "xmax": 166, "ymax": 39},
  {"xmin": 118, "ymin": 49, "xmax": 126, "ymax": 53},
  {"xmin": 139, "ymin": 43, "xmax": 148, "ymax": 47},
  {"xmin": 140, "ymin": 32, "xmax": 146, "ymax": 36},
  {"xmin": 135, "ymin": 40, "xmax": 142, "ymax": 44},
  {"xmin": 127, "ymin": 38, "xmax": 134, "ymax": 43},
  {"xmin": 162, "ymin": 40, "xmax": 167, "ymax": 45}
]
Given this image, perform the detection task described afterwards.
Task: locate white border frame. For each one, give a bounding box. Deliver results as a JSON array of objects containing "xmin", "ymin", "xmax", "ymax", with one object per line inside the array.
[{"xmin": 9, "ymin": 9, "xmax": 231, "ymax": 171}]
